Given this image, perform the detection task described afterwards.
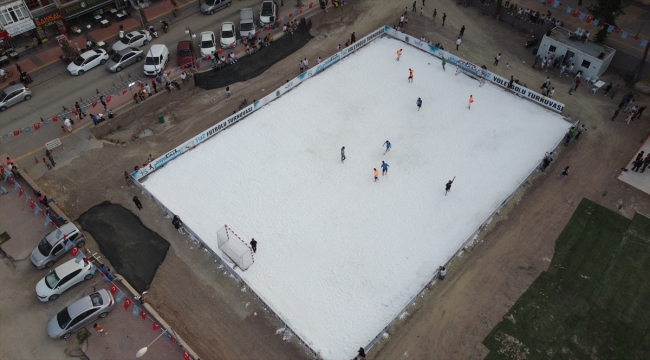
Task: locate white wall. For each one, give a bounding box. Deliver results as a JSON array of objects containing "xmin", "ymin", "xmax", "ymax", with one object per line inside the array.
[{"xmin": 536, "ymin": 36, "xmax": 606, "ymax": 79}]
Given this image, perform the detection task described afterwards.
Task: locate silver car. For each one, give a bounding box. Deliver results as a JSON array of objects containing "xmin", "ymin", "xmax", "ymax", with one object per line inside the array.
[
  {"xmin": 201, "ymin": 0, "xmax": 231, "ymax": 15},
  {"xmin": 47, "ymin": 289, "xmax": 115, "ymax": 339},
  {"xmin": 30, "ymin": 223, "xmax": 87, "ymax": 269},
  {"xmin": 0, "ymin": 83, "xmax": 32, "ymax": 111},
  {"xmin": 112, "ymin": 30, "xmax": 152, "ymax": 52},
  {"xmin": 105, "ymin": 47, "xmax": 144, "ymax": 72}
]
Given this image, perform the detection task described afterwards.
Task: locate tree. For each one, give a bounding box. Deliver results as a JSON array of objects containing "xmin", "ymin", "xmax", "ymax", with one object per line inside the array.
[
  {"xmin": 60, "ymin": 40, "xmax": 80, "ymax": 59},
  {"xmin": 586, "ymin": 0, "xmax": 626, "ymax": 44}
]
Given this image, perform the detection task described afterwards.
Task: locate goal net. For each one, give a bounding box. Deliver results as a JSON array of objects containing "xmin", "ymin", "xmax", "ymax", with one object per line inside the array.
[{"xmin": 217, "ymin": 224, "xmax": 255, "ymax": 270}]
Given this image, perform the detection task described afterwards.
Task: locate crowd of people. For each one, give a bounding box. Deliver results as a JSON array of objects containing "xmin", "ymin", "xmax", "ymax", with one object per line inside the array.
[{"xmin": 504, "ymin": 4, "xmax": 564, "ymax": 28}]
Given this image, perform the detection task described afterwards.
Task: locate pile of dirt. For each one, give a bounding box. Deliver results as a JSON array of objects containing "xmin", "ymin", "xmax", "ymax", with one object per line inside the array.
[
  {"xmin": 195, "ymin": 18, "xmax": 313, "ymax": 90},
  {"xmin": 78, "ymin": 201, "xmax": 169, "ymax": 293}
]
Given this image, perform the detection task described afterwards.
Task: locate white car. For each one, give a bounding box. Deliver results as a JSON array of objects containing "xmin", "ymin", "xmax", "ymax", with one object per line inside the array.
[
  {"xmin": 112, "ymin": 30, "xmax": 152, "ymax": 52},
  {"xmin": 199, "ymin": 31, "xmax": 217, "ymax": 57},
  {"xmin": 67, "ymin": 49, "xmax": 109, "ymax": 76},
  {"xmin": 36, "ymin": 258, "xmax": 94, "ymax": 302},
  {"xmin": 220, "ymin": 22, "xmax": 236, "ymax": 48}
]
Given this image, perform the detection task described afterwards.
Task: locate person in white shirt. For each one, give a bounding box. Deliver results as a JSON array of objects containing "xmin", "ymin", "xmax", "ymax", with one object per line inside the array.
[
  {"xmin": 64, "ymin": 118, "xmax": 73, "ymax": 133},
  {"xmin": 455, "ymin": 37, "xmax": 461, "ymax": 51}
]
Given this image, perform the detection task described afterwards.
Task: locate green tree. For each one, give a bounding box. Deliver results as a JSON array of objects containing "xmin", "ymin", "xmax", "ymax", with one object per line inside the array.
[{"xmin": 586, "ymin": 0, "xmax": 627, "ymax": 44}]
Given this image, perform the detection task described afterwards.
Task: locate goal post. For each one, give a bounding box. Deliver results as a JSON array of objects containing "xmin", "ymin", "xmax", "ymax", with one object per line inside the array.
[{"xmin": 217, "ymin": 224, "xmax": 255, "ymax": 270}]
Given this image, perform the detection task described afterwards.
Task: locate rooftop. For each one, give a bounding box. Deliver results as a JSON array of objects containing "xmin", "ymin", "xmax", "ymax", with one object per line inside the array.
[{"xmin": 546, "ymin": 26, "xmax": 616, "ymax": 58}]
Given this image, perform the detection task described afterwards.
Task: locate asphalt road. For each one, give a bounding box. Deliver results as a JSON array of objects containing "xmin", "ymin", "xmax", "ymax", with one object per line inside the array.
[{"xmin": 0, "ymin": 0, "xmax": 261, "ymax": 162}]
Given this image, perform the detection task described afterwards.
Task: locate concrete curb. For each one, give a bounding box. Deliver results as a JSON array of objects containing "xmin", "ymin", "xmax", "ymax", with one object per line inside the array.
[{"xmin": 17, "ymin": 168, "xmax": 70, "ymax": 223}]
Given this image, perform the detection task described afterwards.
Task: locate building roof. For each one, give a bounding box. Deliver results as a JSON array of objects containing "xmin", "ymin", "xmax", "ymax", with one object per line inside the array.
[{"xmin": 545, "ymin": 26, "xmax": 615, "ymax": 58}]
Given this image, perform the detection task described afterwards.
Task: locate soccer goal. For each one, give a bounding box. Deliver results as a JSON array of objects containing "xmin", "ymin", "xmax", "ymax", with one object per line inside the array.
[{"xmin": 217, "ymin": 224, "xmax": 255, "ymax": 270}]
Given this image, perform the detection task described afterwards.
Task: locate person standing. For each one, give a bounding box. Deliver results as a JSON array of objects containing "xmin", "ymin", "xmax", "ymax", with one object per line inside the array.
[
  {"xmin": 303, "ymin": 58, "xmax": 309, "ymax": 70},
  {"xmin": 250, "ymin": 238, "xmax": 257, "ymax": 253},
  {"xmin": 133, "ymin": 196, "xmax": 143, "ymax": 210},
  {"xmin": 438, "ymin": 266, "xmax": 447, "ymax": 280},
  {"xmin": 433, "ymin": 9, "xmax": 437, "ymax": 20},
  {"xmin": 45, "ymin": 149, "xmax": 56, "ymax": 167},
  {"xmin": 341, "ymin": 146, "xmax": 346, "ymax": 163},
  {"xmin": 541, "ymin": 151, "xmax": 553, "ymax": 172},
  {"xmin": 609, "ymin": 84, "xmax": 620, "ymax": 99},
  {"xmin": 350, "ymin": 32, "xmax": 356, "ymax": 43},
  {"xmin": 455, "ymin": 37, "xmax": 461, "ymax": 51},
  {"xmin": 441, "ymin": 56, "xmax": 446, "ymax": 70},
  {"xmin": 445, "ymin": 177, "xmax": 455, "ymax": 195},
  {"xmin": 408, "ymin": 68, "xmax": 414, "ymax": 83},
  {"xmin": 575, "ymin": 124, "xmax": 587, "ymax": 140},
  {"xmin": 399, "ymin": 15, "xmax": 404, "ymax": 27},
  {"xmin": 64, "ymin": 118, "xmax": 73, "ymax": 133},
  {"xmin": 358, "ymin": 347, "xmax": 366, "ymax": 359},
  {"xmin": 631, "ymin": 158, "xmax": 644, "ymax": 172},
  {"xmin": 75, "ymin": 102, "xmax": 86, "ymax": 119},
  {"xmin": 43, "ymin": 158, "xmax": 52, "ymax": 170},
  {"xmin": 467, "ymin": 95, "xmax": 473, "ymax": 110},
  {"xmin": 549, "ymin": 87, "xmax": 555, "ymax": 98},
  {"xmin": 634, "ymin": 106, "xmax": 646, "ymax": 119},
  {"xmin": 99, "ymin": 95, "xmax": 107, "ymax": 110},
  {"xmin": 374, "ymin": 168, "xmax": 379, "ymax": 182},
  {"xmin": 381, "ymin": 161, "xmax": 389, "ymax": 175},
  {"xmin": 569, "ymin": 78, "xmax": 580, "ymax": 95},
  {"xmin": 624, "ymin": 111, "xmax": 635, "ymax": 125},
  {"xmin": 641, "ymin": 154, "xmax": 650, "ymax": 173},
  {"xmin": 383, "ymin": 140, "xmax": 391, "ymax": 154},
  {"xmin": 611, "ymin": 109, "xmax": 620, "ymax": 121},
  {"xmin": 172, "ymin": 215, "xmax": 185, "ymax": 234},
  {"xmin": 494, "ymin": 53, "xmax": 501, "ymax": 66},
  {"xmin": 442, "ymin": 13, "xmax": 446, "ymax": 26},
  {"xmin": 532, "ymin": 55, "xmax": 541, "ymax": 69},
  {"xmin": 459, "ymin": 25, "xmax": 466, "ymax": 37},
  {"xmin": 416, "ymin": 97, "xmax": 423, "ymax": 110},
  {"xmin": 623, "ymin": 99, "xmax": 634, "ymax": 113},
  {"xmin": 396, "ymin": 49, "xmax": 402, "ymax": 61},
  {"xmin": 602, "ymin": 83, "xmax": 612, "ymax": 96},
  {"xmin": 93, "ymin": 323, "xmax": 107, "ymax": 336},
  {"xmin": 558, "ymin": 166, "xmax": 569, "ymax": 178},
  {"xmin": 412, "ymin": 0, "xmax": 416, "ymax": 11},
  {"xmin": 226, "ymin": 86, "xmax": 231, "ymax": 99},
  {"xmin": 124, "ymin": 171, "xmax": 133, "ymax": 186}
]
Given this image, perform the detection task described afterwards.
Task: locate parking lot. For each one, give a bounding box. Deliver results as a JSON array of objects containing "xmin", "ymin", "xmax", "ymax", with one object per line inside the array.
[{"xmin": 0, "ymin": 178, "xmax": 183, "ymax": 359}]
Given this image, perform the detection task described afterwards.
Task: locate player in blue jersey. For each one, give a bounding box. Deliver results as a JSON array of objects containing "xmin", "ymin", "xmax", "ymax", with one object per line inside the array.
[
  {"xmin": 381, "ymin": 161, "xmax": 389, "ymax": 175},
  {"xmin": 383, "ymin": 140, "xmax": 391, "ymax": 155}
]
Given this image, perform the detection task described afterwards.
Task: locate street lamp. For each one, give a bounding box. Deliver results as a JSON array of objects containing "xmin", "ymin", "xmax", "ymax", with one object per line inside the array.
[
  {"xmin": 135, "ymin": 329, "xmax": 169, "ymax": 358},
  {"xmin": 185, "ymin": 27, "xmax": 196, "ymax": 58}
]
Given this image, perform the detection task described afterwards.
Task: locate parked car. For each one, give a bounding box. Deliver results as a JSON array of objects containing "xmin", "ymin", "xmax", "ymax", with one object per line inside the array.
[
  {"xmin": 177, "ymin": 40, "xmax": 196, "ymax": 67},
  {"xmin": 30, "ymin": 223, "xmax": 87, "ymax": 269},
  {"xmin": 143, "ymin": 44, "xmax": 170, "ymax": 76},
  {"xmin": 105, "ymin": 47, "xmax": 144, "ymax": 72},
  {"xmin": 259, "ymin": 1, "xmax": 277, "ymax": 27},
  {"xmin": 47, "ymin": 289, "xmax": 115, "ymax": 339},
  {"xmin": 200, "ymin": 0, "xmax": 231, "ymax": 15},
  {"xmin": 199, "ymin": 31, "xmax": 217, "ymax": 57},
  {"xmin": 112, "ymin": 30, "xmax": 152, "ymax": 52},
  {"xmin": 67, "ymin": 49, "xmax": 109, "ymax": 76},
  {"xmin": 36, "ymin": 258, "xmax": 94, "ymax": 302},
  {"xmin": 0, "ymin": 83, "xmax": 31, "ymax": 111},
  {"xmin": 239, "ymin": 8, "xmax": 256, "ymax": 38},
  {"xmin": 220, "ymin": 22, "xmax": 236, "ymax": 48}
]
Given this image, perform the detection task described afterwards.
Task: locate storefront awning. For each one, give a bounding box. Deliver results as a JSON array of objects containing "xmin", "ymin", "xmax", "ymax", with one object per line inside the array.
[{"xmin": 60, "ymin": 0, "xmax": 116, "ymax": 20}]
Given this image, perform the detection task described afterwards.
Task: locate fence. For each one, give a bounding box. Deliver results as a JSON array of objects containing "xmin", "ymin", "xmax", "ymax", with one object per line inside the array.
[{"xmin": 131, "ymin": 25, "xmax": 570, "ymax": 358}]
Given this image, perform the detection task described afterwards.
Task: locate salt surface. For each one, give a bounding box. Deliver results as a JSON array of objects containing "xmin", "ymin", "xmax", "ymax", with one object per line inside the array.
[{"xmin": 143, "ymin": 36, "xmax": 568, "ymax": 359}]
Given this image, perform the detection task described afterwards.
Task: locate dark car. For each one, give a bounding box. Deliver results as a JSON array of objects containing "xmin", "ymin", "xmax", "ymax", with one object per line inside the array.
[
  {"xmin": 105, "ymin": 47, "xmax": 144, "ymax": 72},
  {"xmin": 177, "ymin": 40, "xmax": 196, "ymax": 67}
]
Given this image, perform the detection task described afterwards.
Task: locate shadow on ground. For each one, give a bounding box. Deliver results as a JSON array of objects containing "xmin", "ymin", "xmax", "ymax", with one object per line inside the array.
[
  {"xmin": 78, "ymin": 201, "xmax": 169, "ymax": 293},
  {"xmin": 195, "ymin": 18, "xmax": 313, "ymax": 90}
]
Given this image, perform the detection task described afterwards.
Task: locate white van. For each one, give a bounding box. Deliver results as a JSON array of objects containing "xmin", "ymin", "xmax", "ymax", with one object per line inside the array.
[
  {"xmin": 143, "ymin": 44, "xmax": 170, "ymax": 76},
  {"xmin": 239, "ymin": 8, "xmax": 256, "ymax": 38}
]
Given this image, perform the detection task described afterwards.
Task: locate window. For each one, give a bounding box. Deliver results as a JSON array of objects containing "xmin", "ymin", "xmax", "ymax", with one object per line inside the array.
[
  {"xmin": 0, "ymin": 3, "xmax": 31, "ymax": 26},
  {"xmin": 51, "ymin": 243, "xmax": 64, "ymax": 255},
  {"xmin": 549, "ymin": 45, "xmax": 557, "ymax": 52},
  {"xmin": 581, "ymin": 60, "xmax": 591, "ymax": 68}
]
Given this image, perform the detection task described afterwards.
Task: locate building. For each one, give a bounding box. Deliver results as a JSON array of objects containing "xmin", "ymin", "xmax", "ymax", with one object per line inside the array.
[
  {"xmin": 0, "ymin": 0, "xmax": 37, "ymax": 51},
  {"xmin": 537, "ymin": 26, "xmax": 616, "ymax": 81}
]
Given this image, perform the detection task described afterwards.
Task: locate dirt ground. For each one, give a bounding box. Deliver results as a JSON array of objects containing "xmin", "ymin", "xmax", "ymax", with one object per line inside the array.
[{"xmin": 32, "ymin": 1, "xmax": 650, "ymax": 359}]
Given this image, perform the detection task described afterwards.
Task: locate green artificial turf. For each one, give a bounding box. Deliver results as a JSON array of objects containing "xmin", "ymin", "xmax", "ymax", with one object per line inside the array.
[{"xmin": 483, "ymin": 198, "xmax": 650, "ymax": 359}]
